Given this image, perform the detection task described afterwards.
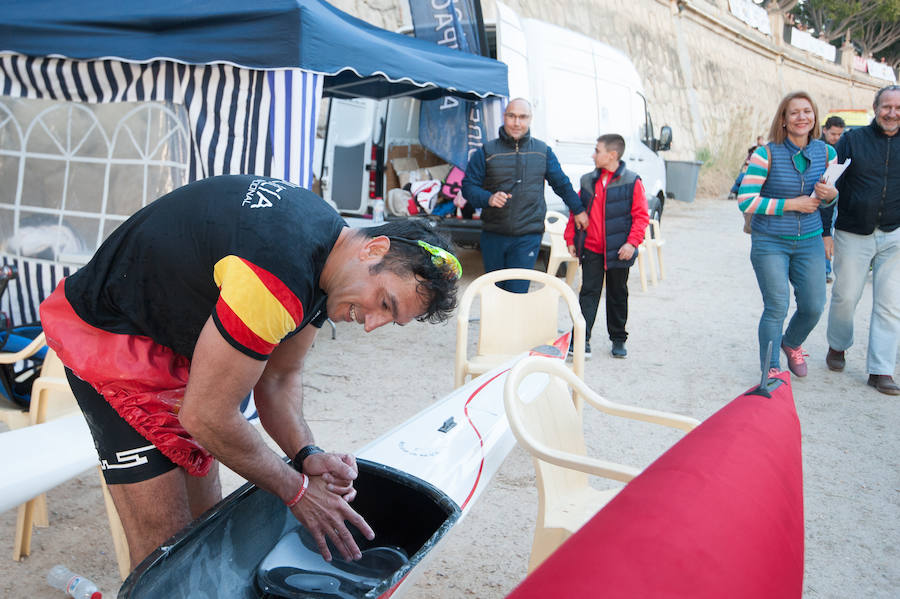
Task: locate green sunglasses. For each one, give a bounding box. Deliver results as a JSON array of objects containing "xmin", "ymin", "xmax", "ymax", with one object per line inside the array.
[{"xmin": 389, "ymin": 237, "xmax": 462, "ymax": 280}]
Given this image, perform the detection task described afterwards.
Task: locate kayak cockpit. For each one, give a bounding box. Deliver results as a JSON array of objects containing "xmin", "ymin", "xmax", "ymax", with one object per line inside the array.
[{"xmin": 120, "ymin": 460, "xmax": 460, "ymax": 599}]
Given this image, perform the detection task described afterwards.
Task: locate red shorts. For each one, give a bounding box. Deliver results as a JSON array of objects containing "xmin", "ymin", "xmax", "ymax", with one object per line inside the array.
[{"xmin": 40, "ymin": 279, "xmax": 213, "ymax": 476}]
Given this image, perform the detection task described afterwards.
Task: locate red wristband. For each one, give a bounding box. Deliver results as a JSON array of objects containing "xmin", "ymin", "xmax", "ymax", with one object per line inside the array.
[{"xmin": 286, "ymin": 473, "xmax": 309, "ymax": 508}]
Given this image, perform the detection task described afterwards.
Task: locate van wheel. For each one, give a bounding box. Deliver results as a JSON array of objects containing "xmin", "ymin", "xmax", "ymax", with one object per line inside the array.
[{"xmin": 648, "ymin": 194, "xmax": 664, "ymax": 223}]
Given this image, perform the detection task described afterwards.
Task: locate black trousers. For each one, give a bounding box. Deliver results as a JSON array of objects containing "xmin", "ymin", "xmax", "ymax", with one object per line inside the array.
[{"xmin": 579, "ymin": 249, "xmax": 630, "ymax": 343}]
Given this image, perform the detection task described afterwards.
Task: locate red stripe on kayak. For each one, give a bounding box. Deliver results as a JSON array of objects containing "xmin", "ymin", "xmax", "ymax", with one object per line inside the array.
[
  {"xmin": 460, "ymin": 368, "xmax": 510, "ymax": 511},
  {"xmin": 379, "ymin": 573, "xmax": 409, "ymax": 598},
  {"xmin": 459, "ymin": 345, "xmax": 569, "ymax": 511}
]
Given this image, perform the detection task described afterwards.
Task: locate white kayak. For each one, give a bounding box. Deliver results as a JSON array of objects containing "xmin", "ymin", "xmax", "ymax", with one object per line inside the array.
[
  {"xmin": 120, "ymin": 339, "xmax": 569, "ymax": 599},
  {"xmin": 0, "ymin": 413, "xmax": 95, "ymax": 513}
]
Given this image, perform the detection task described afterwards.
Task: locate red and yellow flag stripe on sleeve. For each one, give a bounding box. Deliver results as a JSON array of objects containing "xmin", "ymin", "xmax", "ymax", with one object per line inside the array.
[{"xmin": 213, "ymin": 255, "xmax": 304, "ymax": 356}]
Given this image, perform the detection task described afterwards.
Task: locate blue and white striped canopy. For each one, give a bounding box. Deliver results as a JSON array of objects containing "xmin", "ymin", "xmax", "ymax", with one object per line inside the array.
[{"xmin": 0, "ymin": 0, "xmax": 508, "ymax": 101}]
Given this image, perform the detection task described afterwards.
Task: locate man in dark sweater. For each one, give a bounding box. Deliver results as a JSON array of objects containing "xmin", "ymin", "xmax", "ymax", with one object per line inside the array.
[
  {"xmin": 823, "ymin": 85, "xmax": 900, "ymax": 395},
  {"xmin": 564, "ymin": 134, "xmax": 648, "ymax": 358},
  {"xmin": 462, "ymin": 98, "xmax": 588, "ymax": 293}
]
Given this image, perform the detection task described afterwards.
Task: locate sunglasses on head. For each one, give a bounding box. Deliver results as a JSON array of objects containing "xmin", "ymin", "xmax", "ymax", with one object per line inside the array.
[{"xmin": 388, "ymin": 237, "xmax": 462, "ymax": 280}]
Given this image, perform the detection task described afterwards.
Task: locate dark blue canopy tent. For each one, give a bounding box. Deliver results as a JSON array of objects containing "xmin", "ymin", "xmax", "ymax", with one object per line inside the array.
[
  {"xmin": 0, "ymin": 0, "xmax": 508, "ymax": 327},
  {"xmin": 0, "ymin": 0, "xmax": 508, "ymax": 101}
]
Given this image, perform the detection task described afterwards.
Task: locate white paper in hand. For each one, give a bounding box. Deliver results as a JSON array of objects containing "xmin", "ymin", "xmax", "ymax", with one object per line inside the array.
[{"xmin": 812, "ymin": 159, "xmax": 850, "ymax": 199}]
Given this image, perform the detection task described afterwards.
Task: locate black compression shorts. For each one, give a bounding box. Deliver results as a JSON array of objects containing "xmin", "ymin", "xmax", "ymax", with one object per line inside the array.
[{"xmin": 65, "ymin": 368, "xmax": 177, "ymax": 484}]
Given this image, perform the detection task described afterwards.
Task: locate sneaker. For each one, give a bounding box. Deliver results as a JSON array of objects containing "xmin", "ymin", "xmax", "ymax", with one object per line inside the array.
[
  {"xmin": 611, "ymin": 340, "xmax": 627, "ymax": 358},
  {"xmin": 825, "ymin": 347, "xmax": 845, "ymax": 372},
  {"xmin": 826, "ymin": 273, "xmax": 834, "ymax": 283},
  {"xmin": 568, "ymin": 339, "xmax": 591, "ymax": 358},
  {"xmin": 768, "ymin": 367, "xmax": 781, "ymax": 378},
  {"xmin": 781, "ymin": 342, "xmax": 808, "ymax": 377}
]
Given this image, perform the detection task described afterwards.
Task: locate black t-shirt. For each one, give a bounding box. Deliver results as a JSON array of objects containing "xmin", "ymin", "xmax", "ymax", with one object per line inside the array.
[{"xmin": 64, "ymin": 175, "xmax": 345, "ymax": 360}]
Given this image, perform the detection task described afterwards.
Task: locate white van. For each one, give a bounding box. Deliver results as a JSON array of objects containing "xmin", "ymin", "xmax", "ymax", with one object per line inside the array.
[{"xmin": 317, "ymin": 3, "xmax": 671, "ymax": 245}]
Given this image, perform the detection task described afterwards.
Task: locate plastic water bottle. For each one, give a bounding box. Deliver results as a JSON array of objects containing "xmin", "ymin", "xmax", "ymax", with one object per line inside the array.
[{"xmin": 47, "ymin": 565, "xmax": 102, "ymax": 599}]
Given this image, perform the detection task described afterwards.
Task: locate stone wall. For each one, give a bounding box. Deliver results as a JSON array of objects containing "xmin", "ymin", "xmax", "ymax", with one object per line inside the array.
[{"xmin": 329, "ymin": 0, "xmax": 889, "ymax": 194}]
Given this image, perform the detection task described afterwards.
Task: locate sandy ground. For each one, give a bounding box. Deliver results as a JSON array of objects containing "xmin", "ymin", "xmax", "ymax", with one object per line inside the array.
[{"xmin": 1, "ymin": 195, "xmax": 898, "ymax": 598}]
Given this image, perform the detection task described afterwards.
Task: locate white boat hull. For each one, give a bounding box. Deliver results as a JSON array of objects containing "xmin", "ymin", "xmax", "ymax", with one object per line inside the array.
[{"xmin": 0, "ymin": 413, "xmax": 95, "ymax": 513}]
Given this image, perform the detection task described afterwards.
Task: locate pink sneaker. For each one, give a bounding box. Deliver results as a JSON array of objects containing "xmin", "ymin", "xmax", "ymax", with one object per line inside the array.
[
  {"xmin": 768, "ymin": 368, "xmax": 781, "ymax": 377},
  {"xmin": 781, "ymin": 343, "xmax": 808, "ymax": 377}
]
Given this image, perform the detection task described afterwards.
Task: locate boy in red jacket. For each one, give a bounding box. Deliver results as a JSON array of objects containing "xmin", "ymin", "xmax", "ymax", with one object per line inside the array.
[{"xmin": 565, "ymin": 134, "xmax": 649, "ymax": 358}]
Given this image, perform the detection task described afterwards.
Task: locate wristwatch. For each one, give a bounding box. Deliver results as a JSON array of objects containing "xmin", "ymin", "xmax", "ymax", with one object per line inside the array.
[{"xmin": 291, "ymin": 444, "xmax": 324, "ymax": 473}]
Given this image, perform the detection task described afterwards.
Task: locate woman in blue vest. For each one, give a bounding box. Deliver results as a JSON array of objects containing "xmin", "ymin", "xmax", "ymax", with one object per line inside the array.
[{"xmin": 738, "ymin": 91, "xmax": 838, "ymax": 377}]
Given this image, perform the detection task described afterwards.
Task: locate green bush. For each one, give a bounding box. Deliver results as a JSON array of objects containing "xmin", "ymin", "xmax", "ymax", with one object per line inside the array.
[{"xmin": 696, "ymin": 146, "xmax": 713, "ymax": 164}]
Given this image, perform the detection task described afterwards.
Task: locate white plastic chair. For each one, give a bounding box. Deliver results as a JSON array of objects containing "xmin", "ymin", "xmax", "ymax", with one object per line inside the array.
[
  {"xmin": 645, "ymin": 218, "xmax": 666, "ymax": 281},
  {"xmin": 635, "ymin": 225, "xmax": 655, "ymax": 291},
  {"xmin": 503, "ymin": 356, "xmax": 700, "ymax": 571},
  {"xmin": 454, "ymin": 269, "xmax": 585, "ymax": 399},
  {"xmin": 543, "ymin": 210, "xmax": 579, "ymax": 288},
  {"xmin": 0, "ymin": 332, "xmax": 48, "ymax": 430}
]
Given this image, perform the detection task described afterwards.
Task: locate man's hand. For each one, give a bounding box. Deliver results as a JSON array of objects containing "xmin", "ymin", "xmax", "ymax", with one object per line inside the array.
[
  {"xmin": 574, "ymin": 211, "xmax": 589, "ymax": 230},
  {"xmin": 303, "ymin": 452, "xmax": 359, "ymax": 501},
  {"xmin": 183, "ymin": 321, "xmax": 372, "ymax": 563},
  {"xmin": 786, "ymin": 195, "xmax": 821, "ymax": 213},
  {"xmin": 823, "ymin": 236, "xmax": 834, "ymax": 260},
  {"xmin": 567, "ymin": 244, "xmax": 577, "ymax": 258},
  {"xmin": 618, "ymin": 242, "xmax": 636, "ymax": 261},
  {"xmin": 488, "ymin": 191, "xmax": 510, "ymax": 208},
  {"xmin": 289, "ymin": 475, "xmax": 375, "ymax": 562}
]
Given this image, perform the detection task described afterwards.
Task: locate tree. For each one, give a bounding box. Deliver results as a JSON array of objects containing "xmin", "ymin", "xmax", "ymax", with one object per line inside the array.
[
  {"xmin": 882, "ymin": 38, "xmax": 900, "ymax": 71},
  {"xmin": 790, "ymin": 1, "xmax": 900, "ymax": 58},
  {"xmin": 852, "ymin": 1, "xmax": 900, "ymax": 57},
  {"xmin": 794, "ymin": 0, "xmax": 881, "ymax": 42}
]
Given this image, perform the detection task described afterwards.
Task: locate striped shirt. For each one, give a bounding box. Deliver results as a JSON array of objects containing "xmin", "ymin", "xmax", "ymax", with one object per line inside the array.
[{"xmin": 738, "ymin": 141, "xmax": 837, "ymax": 239}]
